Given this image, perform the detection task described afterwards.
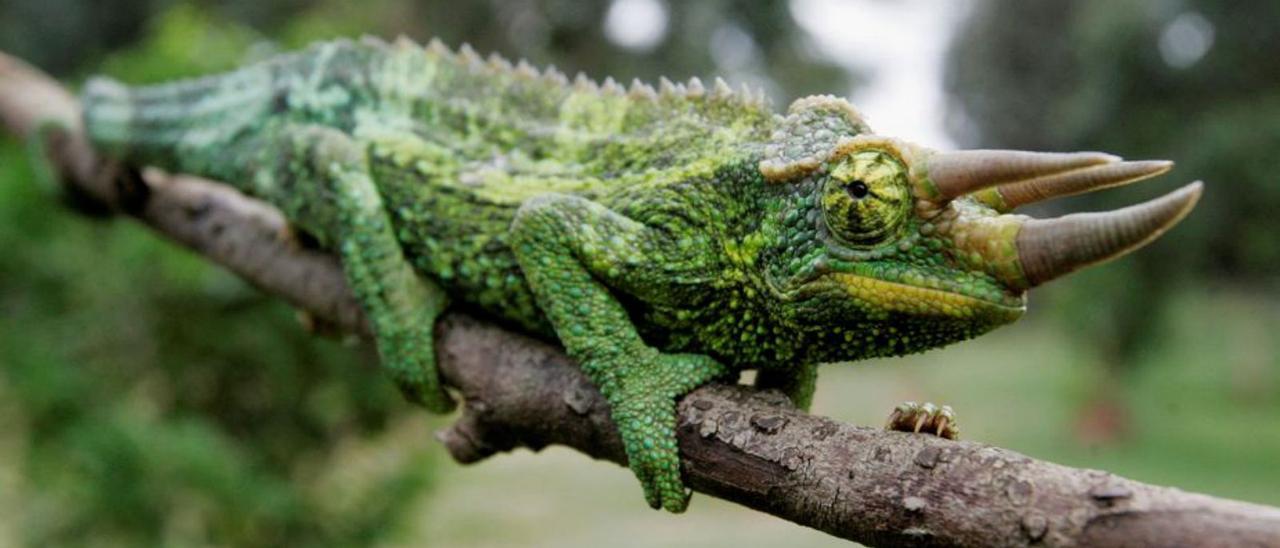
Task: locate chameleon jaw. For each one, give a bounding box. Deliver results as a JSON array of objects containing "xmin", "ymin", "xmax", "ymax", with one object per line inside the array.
[
  {"xmin": 821, "ymin": 272, "xmax": 1026, "ymax": 322},
  {"xmin": 769, "ymin": 268, "xmax": 1026, "ymax": 325}
]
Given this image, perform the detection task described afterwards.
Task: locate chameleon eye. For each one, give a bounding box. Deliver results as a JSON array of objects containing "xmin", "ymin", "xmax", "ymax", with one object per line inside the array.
[
  {"xmin": 820, "ymin": 151, "xmax": 911, "ymax": 246},
  {"xmin": 846, "ymin": 180, "xmax": 869, "ymax": 199}
]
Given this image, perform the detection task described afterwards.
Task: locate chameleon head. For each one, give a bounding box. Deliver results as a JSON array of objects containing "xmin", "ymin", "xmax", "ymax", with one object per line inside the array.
[{"xmin": 760, "ymin": 130, "xmax": 1201, "ymax": 361}]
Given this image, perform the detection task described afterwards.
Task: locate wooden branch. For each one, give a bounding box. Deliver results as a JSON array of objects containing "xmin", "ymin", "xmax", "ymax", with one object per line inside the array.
[{"xmin": 4, "ymin": 50, "xmax": 1279, "ymax": 547}]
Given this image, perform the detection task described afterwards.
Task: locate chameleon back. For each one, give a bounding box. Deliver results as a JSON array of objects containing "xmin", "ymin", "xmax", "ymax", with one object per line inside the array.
[{"xmin": 82, "ymin": 37, "xmax": 777, "ymax": 187}]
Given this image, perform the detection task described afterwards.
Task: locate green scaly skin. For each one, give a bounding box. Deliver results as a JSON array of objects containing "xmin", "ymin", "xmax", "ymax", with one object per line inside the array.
[{"xmin": 81, "ymin": 37, "xmax": 1033, "ymax": 512}]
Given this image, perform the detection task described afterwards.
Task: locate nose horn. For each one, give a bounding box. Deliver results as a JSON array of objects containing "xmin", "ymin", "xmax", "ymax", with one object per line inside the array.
[
  {"xmin": 925, "ymin": 149, "xmax": 1118, "ymax": 200},
  {"xmin": 1015, "ymin": 182, "xmax": 1203, "ymax": 287}
]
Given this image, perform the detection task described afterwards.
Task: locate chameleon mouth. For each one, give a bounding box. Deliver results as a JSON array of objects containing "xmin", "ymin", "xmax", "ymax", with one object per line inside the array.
[
  {"xmin": 768, "ymin": 267, "xmax": 1025, "ymax": 322},
  {"xmin": 821, "ymin": 272, "xmax": 1025, "ymax": 321}
]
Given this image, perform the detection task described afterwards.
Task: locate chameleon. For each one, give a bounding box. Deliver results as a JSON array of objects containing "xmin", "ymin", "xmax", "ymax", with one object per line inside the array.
[{"xmin": 78, "ymin": 36, "xmax": 1201, "ymax": 512}]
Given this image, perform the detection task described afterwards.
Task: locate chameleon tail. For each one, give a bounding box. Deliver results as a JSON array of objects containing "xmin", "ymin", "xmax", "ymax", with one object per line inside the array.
[
  {"xmin": 81, "ymin": 71, "xmax": 277, "ymax": 181},
  {"xmin": 80, "ymin": 77, "xmax": 134, "ymax": 157}
]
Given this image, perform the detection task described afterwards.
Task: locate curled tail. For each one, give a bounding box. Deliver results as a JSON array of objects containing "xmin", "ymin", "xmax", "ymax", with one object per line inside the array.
[{"xmin": 81, "ymin": 69, "xmax": 278, "ymax": 178}]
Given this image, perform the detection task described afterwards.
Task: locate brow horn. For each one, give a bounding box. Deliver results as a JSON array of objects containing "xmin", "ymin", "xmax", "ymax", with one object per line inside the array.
[
  {"xmin": 978, "ymin": 160, "xmax": 1174, "ymax": 212},
  {"xmin": 924, "ymin": 150, "xmax": 1119, "ymax": 199},
  {"xmin": 1015, "ymin": 182, "xmax": 1203, "ymax": 287}
]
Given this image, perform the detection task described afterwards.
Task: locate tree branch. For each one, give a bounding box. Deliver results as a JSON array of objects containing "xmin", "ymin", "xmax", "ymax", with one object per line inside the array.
[{"xmin": 3, "ymin": 50, "xmax": 1279, "ymax": 547}]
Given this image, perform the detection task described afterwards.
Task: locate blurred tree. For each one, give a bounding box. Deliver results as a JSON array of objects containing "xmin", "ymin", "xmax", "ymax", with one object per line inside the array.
[
  {"xmin": 0, "ymin": 1, "xmax": 853, "ymax": 545},
  {"xmin": 0, "ymin": 0, "xmax": 158, "ymax": 75},
  {"xmin": 946, "ymin": 0, "xmax": 1280, "ymax": 442},
  {"xmin": 0, "ymin": 6, "xmax": 428, "ymax": 547}
]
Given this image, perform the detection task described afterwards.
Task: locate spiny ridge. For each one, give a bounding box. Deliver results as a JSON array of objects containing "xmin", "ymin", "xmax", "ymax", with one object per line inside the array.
[
  {"xmin": 515, "ymin": 59, "xmax": 539, "ymax": 79},
  {"xmin": 629, "ymin": 78, "xmax": 658, "ymax": 102},
  {"xmin": 602, "ymin": 76, "xmax": 624, "ymax": 96},
  {"xmin": 360, "ymin": 34, "xmax": 390, "ymax": 48},
  {"xmin": 687, "ymin": 76, "xmax": 706, "ymax": 97},
  {"xmin": 487, "ymin": 52, "xmax": 513, "ymax": 72},
  {"xmin": 574, "ymin": 72, "xmax": 598, "ymax": 93},
  {"xmin": 384, "ymin": 36, "xmax": 771, "ymax": 110},
  {"xmin": 457, "ymin": 43, "xmax": 482, "ymax": 66}
]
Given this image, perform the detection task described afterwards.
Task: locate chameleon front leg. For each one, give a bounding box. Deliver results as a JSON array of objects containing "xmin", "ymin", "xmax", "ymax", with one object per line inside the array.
[
  {"xmin": 510, "ymin": 194, "xmax": 726, "ymax": 512},
  {"xmin": 246, "ymin": 124, "xmax": 454, "ymax": 413},
  {"xmin": 755, "ymin": 363, "xmax": 819, "ymax": 411}
]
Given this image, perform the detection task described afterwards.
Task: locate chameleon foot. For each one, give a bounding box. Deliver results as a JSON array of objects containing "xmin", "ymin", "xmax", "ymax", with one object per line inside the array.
[
  {"xmin": 613, "ymin": 388, "xmax": 689, "ymax": 512},
  {"xmin": 380, "ymin": 326, "xmax": 456, "ymax": 414},
  {"xmin": 604, "ymin": 351, "xmax": 725, "ymax": 513},
  {"xmin": 885, "ymin": 401, "xmax": 959, "ymax": 439}
]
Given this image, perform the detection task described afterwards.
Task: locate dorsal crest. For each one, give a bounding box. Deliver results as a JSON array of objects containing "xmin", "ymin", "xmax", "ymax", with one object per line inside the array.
[{"xmin": 759, "ymin": 95, "xmax": 872, "ymax": 182}]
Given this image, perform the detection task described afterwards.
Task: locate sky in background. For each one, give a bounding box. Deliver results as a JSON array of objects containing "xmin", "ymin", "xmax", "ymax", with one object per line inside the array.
[{"xmin": 789, "ymin": 0, "xmax": 970, "ymax": 149}]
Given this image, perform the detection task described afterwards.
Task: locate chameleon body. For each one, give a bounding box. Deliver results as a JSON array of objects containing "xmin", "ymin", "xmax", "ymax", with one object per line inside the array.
[{"xmin": 80, "ymin": 37, "xmax": 1200, "ymax": 512}]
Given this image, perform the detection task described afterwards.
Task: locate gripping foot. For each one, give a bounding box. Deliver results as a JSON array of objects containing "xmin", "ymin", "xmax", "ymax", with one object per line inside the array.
[{"xmin": 885, "ymin": 401, "xmax": 959, "ymax": 440}]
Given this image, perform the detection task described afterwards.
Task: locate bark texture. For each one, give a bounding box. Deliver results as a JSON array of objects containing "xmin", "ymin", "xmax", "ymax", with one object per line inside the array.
[{"xmin": 3, "ymin": 50, "xmax": 1279, "ymax": 547}]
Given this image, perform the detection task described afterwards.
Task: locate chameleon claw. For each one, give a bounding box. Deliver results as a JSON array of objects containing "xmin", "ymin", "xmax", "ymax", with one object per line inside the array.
[
  {"xmin": 934, "ymin": 415, "xmax": 950, "ymax": 437},
  {"xmin": 885, "ymin": 401, "xmax": 915, "ymax": 430},
  {"xmin": 886, "ymin": 401, "xmax": 959, "ymax": 440}
]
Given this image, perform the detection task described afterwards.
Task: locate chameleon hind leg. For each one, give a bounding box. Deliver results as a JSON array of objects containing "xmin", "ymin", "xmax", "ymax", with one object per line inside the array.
[
  {"xmin": 239, "ymin": 123, "xmax": 454, "ymax": 413},
  {"xmin": 510, "ymin": 194, "xmax": 727, "ymax": 513}
]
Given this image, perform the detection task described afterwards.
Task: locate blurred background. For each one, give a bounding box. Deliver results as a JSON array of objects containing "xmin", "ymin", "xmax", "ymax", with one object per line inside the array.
[{"xmin": 0, "ymin": 0, "xmax": 1277, "ymax": 546}]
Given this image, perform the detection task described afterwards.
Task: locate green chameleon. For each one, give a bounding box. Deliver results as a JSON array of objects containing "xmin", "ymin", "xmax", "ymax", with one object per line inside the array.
[{"xmin": 79, "ymin": 37, "xmax": 1201, "ymax": 512}]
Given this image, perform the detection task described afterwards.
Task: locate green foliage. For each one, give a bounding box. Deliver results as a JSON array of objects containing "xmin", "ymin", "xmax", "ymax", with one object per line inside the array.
[
  {"xmin": 0, "ymin": 0, "xmax": 158, "ymax": 76},
  {"xmin": 95, "ymin": 3, "xmax": 264, "ymax": 82},
  {"xmin": 0, "ymin": 141, "xmax": 433, "ymax": 547},
  {"xmin": 0, "ymin": 7, "xmax": 439, "ymax": 547}
]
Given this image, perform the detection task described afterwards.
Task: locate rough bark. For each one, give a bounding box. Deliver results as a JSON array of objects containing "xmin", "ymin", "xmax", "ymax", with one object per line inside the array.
[{"xmin": 4, "ymin": 50, "xmax": 1279, "ymax": 547}]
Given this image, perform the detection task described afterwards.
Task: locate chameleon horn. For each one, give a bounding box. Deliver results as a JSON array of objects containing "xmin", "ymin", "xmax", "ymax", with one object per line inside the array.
[
  {"xmin": 1015, "ymin": 181, "xmax": 1203, "ymax": 287},
  {"xmin": 925, "ymin": 150, "xmax": 1118, "ymax": 200},
  {"xmin": 978, "ymin": 160, "xmax": 1174, "ymax": 212}
]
